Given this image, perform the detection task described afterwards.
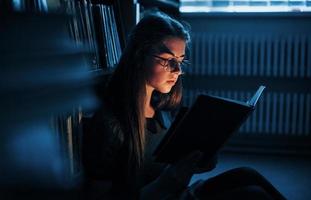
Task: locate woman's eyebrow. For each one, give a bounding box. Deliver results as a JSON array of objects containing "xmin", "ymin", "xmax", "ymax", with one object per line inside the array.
[
  {"xmin": 165, "ymin": 52, "xmax": 185, "ymax": 58},
  {"xmin": 159, "ymin": 44, "xmax": 185, "ymax": 58}
]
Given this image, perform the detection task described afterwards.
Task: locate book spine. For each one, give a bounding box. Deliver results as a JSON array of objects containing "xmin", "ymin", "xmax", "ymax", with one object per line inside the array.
[
  {"xmin": 108, "ymin": 5, "xmax": 116, "ymax": 67},
  {"xmin": 57, "ymin": 114, "xmax": 66, "ymax": 163},
  {"xmin": 110, "ymin": 5, "xmax": 122, "ymax": 64},
  {"xmin": 66, "ymin": 114, "xmax": 74, "ymax": 176},
  {"xmin": 97, "ymin": 4, "xmax": 108, "ymax": 68},
  {"xmin": 76, "ymin": 2, "xmax": 86, "ymax": 44},
  {"xmin": 111, "ymin": 5, "xmax": 119, "ymax": 66},
  {"xmin": 101, "ymin": 5, "xmax": 109, "ymax": 67},
  {"xmin": 86, "ymin": 0, "xmax": 100, "ymax": 69},
  {"xmin": 106, "ymin": 5, "xmax": 114, "ymax": 67},
  {"xmin": 72, "ymin": 1, "xmax": 82, "ymax": 43}
]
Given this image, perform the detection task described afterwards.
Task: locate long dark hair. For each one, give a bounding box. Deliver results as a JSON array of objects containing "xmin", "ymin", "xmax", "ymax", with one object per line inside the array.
[{"xmin": 104, "ymin": 11, "xmax": 191, "ymax": 177}]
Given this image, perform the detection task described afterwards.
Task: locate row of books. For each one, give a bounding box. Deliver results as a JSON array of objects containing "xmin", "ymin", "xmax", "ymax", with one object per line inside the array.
[
  {"xmin": 183, "ymin": 89, "xmax": 311, "ymax": 136},
  {"xmin": 93, "ymin": 3, "xmax": 122, "ymax": 68},
  {"xmin": 50, "ymin": 108, "xmax": 83, "ymax": 177},
  {"xmin": 50, "ymin": 0, "xmax": 122, "ymax": 177},
  {"xmin": 188, "ymin": 33, "xmax": 311, "ymax": 78},
  {"xmin": 6, "ymin": 0, "xmax": 123, "ymax": 178},
  {"xmin": 10, "ymin": 0, "xmax": 49, "ymax": 12},
  {"xmin": 53, "ymin": 0, "xmax": 122, "ymax": 177},
  {"xmin": 66, "ymin": 0, "xmax": 122, "ymax": 69},
  {"xmin": 13, "ymin": 0, "xmax": 122, "ymax": 70},
  {"xmin": 65, "ymin": 0, "xmax": 100, "ymax": 69}
]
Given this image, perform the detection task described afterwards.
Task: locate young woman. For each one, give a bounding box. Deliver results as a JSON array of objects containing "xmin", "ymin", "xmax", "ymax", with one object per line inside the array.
[{"xmin": 82, "ymin": 11, "xmax": 286, "ymax": 200}]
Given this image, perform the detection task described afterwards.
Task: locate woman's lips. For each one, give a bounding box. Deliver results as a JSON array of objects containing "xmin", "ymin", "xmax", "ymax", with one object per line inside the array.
[{"xmin": 166, "ymin": 80, "xmax": 176, "ymax": 84}]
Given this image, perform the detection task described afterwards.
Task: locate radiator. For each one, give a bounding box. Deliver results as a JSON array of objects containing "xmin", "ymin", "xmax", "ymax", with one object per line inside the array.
[
  {"xmin": 182, "ymin": 89, "xmax": 311, "ymax": 136},
  {"xmin": 184, "ymin": 32, "xmax": 311, "ymax": 137},
  {"xmin": 188, "ymin": 33, "xmax": 311, "ymax": 78}
]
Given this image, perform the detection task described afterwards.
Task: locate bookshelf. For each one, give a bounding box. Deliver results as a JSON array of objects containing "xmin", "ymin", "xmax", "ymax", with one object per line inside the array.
[
  {"xmin": 0, "ymin": 11, "xmax": 95, "ymax": 199},
  {"xmin": 43, "ymin": 0, "xmax": 130, "ymax": 180},
  {"xmin": 0, "ymin": 0, "xmax": 138, "ymax": 198}
]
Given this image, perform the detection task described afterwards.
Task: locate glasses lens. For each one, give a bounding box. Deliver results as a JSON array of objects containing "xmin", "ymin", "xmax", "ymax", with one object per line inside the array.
[
  {"xmin": 168, "ymin": 59, "xmax": 181, "ymax": 72},
  {"xmin": 181, "ymin": 59, "xmax": 190, "ymax": 67}
]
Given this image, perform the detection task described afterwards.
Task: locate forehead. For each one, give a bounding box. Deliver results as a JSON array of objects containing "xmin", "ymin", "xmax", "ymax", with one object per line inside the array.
[{"xmin": 161, "ymin": 37, "xmax": 186, "ymax": 57}]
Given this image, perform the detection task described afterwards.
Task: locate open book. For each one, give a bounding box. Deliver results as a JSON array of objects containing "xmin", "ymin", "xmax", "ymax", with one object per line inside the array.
[{"xmin": 153, "ymin": 85, "xmax": 266, "ymax": 164}]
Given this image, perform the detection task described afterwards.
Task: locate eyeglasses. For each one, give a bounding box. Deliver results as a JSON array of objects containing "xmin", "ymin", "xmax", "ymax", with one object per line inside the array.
[{"xmin": 152, "ymin": 55, "xmax": 189, "ymax": 74}]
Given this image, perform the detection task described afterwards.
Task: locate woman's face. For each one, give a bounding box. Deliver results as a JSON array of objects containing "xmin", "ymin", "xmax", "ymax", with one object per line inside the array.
[{"xmin": 146, "ymin": 37, "xmax": 186, "ymax": 94}]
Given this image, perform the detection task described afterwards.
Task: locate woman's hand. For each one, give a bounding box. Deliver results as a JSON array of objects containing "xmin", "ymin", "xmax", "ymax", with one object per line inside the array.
[
  {"xmin": 194, "ymin": 154, "xmax": 218, "ymax": 174},
  {"xmin": 179, "ymin": 179, "xmax": 205, "ymax": 200},
  {"xmin": 160, "ymin": 150, "xmax": 204, "ymax": 189},
  {"xmin": 140, "ymin": 151, "xmax": 203, "ymax": 200}
]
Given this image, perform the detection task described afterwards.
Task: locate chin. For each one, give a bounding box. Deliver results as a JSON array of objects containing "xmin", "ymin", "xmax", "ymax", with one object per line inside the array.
[{"xmin": 157, "ymin": 87, "xmax": 172, "ymax": 94}]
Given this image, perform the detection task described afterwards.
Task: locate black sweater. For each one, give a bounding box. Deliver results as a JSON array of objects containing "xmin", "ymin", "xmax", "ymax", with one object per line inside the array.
[{"xmin": 81, "ymin": 106, "xmax": 178, "ymax": 199}]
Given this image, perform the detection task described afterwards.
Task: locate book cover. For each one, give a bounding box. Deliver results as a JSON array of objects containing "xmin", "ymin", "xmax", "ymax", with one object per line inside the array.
[{"xmin": 153, "ymin": 85, "xmax": 266, "ymax": 164}]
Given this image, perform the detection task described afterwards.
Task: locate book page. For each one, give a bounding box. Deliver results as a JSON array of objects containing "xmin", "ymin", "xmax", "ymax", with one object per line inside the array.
[{"xmin": 247, "ymin": 85, "xmax": 266, "ymax": 107}]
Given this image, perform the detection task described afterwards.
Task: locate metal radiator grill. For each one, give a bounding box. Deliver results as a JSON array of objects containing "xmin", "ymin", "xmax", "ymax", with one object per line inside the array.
[{"xmin": 188, "ymin": 33, "xmax": 311, "ymax": 78}]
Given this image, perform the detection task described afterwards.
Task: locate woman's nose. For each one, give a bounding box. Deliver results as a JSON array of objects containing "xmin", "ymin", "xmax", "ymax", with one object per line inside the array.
[
  {"xmin": 171, "ymin": 64, "xmax": 183, "ymax": 74},
  {"xmin": 172, "ymin": 67, "xmax": 183, "ymax": 75}
]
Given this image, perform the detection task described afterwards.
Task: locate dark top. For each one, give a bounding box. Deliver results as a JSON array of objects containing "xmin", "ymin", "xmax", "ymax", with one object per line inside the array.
[{"xmin": 81, "ymin": 106, "xmax": 175, "ymax": 200}]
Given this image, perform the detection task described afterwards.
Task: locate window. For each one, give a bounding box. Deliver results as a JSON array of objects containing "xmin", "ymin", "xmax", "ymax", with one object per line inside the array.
[{"xmin": 180, "ymin": 0, "xmax": 311, "ymax": 13}]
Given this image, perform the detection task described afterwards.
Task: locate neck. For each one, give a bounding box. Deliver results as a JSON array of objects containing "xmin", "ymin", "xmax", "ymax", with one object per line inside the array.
[{"xmin": 145, "ymin": 85, "xmax": 155, "ymax": 118}]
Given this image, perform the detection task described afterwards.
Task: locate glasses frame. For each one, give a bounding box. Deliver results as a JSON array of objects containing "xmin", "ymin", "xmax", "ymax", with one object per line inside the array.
[{"xmin": 152, "ymin": 55, "xmax": 189, "ymax": 74}]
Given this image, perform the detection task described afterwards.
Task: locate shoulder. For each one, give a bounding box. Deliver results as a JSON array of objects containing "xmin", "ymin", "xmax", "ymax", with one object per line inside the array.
[
  {"xmin": 91, "ymin": 105, "xmax": 124, "ymax": 143},
  {"xmin": 82, "ymin": 105, "xmax": 126, "ymax": 178},
  {"xmin": 82, "ymin": 105, "xmax": 125, "ymax": 160}
]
